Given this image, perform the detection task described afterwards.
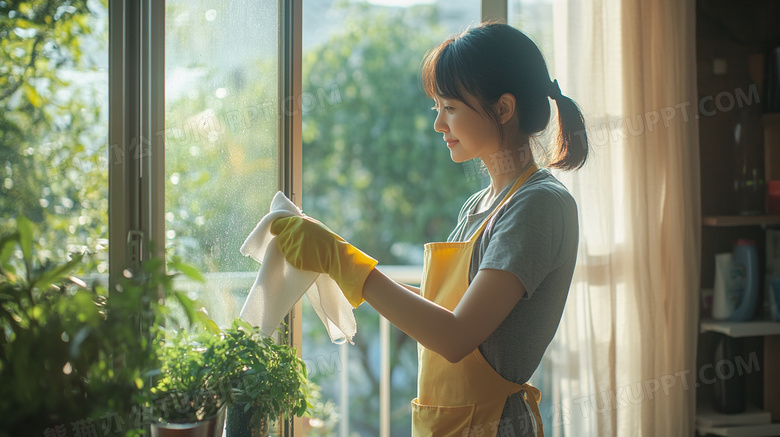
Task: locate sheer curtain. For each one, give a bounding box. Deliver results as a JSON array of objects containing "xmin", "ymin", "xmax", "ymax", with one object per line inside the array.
[{"xmin": 533, "ymin": 0, "xmax": 700, "ymax": 435}]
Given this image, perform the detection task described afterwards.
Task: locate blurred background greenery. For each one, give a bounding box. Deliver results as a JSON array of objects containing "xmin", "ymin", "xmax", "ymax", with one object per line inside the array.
[{"xmin": 0, "ymin": 0, "xmax": 109, "ymax": 274}]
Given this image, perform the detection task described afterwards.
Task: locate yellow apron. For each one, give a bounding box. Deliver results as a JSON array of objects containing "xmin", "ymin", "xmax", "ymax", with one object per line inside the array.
[{"xmin": 412, "ymin": 163, "xmax": 544, "ymax": 437}]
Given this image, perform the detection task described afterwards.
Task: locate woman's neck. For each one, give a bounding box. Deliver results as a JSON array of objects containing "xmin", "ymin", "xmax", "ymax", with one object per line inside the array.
[
  {"xmin": 480, "ymin": 141, "xmax": 534, "ymax": 198},
  {"xmin": 472, "ymin": 140, "xmax": 534, "ymax": 214}
]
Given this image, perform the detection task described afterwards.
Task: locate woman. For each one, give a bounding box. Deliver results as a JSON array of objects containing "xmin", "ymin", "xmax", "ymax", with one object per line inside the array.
[{"xmin": 272, "ymin": 22, "xmax": 589, "ymax": 437}]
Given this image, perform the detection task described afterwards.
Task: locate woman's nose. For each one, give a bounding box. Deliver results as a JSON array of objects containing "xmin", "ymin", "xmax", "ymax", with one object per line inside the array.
[{"xmin": 433, "ymin": 112, "xmax": 447, "ymax": 133}]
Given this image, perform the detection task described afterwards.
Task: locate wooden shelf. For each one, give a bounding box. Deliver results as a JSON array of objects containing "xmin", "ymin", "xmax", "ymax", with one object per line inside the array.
[
  {"xmin": 702, "ymin": 215, "xmax": 780, "ymax": 227},
  {"xmin": 700, "ymin": 320, "xmax": 780, "ymax": 337}
]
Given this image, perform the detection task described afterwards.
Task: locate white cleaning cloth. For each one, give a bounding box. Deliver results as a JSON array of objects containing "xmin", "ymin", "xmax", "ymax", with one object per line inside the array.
[{"xmin": 239, "ymin": 191, "xmax": 357, "ymax": 344}]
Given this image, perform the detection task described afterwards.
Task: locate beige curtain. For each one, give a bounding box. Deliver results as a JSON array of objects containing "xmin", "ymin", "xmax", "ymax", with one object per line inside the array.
[{"xmin": 529, "ymin": 0, "xmax": 700, "ymax": 435}]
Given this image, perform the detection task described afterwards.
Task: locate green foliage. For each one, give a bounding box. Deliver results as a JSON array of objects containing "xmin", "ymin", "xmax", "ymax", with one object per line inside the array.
[
  {"xmin": 0, "ymin": 214, "xmax": 308, "ymax": 435},
  {"xmin": 302, "ymin": 3, "xmax": 480, "ymax": 264},
  {"xmin": 148, "ymin": 319, "xmax": 308, "ymax": 426},
  {"xmin": 0, "ymin": 0, "xmax": 110, "ymax": 272},
  {"xmin": 0, "ymin": 216, "xmax": 164, "ymax": 436},
  {"xmin": 220, "ymin": 321, "xmax": 308, "ymax": 421},
  {"xmin": 148, "ymin": 327, "xmax": 226, "ymax": 423}
]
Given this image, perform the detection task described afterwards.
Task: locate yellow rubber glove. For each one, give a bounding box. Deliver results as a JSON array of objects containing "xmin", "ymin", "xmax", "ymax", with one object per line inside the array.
[{"xmin": 271, "ymin": 216, "xmax": 378, "ymax": 308}]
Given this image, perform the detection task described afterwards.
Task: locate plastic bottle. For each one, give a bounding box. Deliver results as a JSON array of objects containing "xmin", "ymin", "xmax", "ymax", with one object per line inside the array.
[
  {"xmin": 712, "ymin": 253, "xmax": 736, "ymax": 320},
  {"xmin": 730, "ymin": 239, "xmax": 759, "ymax": 321}
]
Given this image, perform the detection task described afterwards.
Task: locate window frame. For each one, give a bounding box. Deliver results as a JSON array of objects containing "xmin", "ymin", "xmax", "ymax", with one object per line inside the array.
[
  {"xmin": 106, "ymin": 2, "xmax": 511, "ymax": 435},
  {"xmin": 107, "ymin": 0, "xmax": 303, "ymax": 434},
  {"xmin": 279, "ymin": 0, "xmax": 304, "ymax": 434},
  {"xmin": 108, "ymin": 0, "xmax": 304, "ymax": 274},
  {"xmin": 108, "ymin": 0, "xmax": 166, "ymax": 283}
]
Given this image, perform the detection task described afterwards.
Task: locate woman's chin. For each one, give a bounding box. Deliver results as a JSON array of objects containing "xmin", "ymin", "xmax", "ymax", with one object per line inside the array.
[{"xmin": 449, "ymin": 151, "xmax": 470, "ymax": 164}]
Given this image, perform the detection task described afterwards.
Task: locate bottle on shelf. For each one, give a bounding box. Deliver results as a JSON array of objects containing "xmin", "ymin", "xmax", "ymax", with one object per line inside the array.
[
  {"xmin": 712, "ymin": 240, "xmax": 759, "ymax": 322},
  {"xmin": 731, "ymin": 239, "xmax": 759, "ymax": 322}
]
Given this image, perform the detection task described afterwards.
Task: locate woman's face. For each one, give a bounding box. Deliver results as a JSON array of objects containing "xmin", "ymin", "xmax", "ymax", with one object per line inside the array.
[{"xmin": 432, "ymin": 91, "xmax": 501, "ymax": 163}]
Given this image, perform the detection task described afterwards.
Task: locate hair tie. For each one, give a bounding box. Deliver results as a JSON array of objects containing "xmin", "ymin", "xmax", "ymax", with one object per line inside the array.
[{"xmin": 549, "ymin": 79, "xmax": 563, "ymax": 100}]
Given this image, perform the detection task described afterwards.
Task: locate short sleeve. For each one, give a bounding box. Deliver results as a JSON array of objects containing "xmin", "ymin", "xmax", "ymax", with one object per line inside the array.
[{"xmin": 474, "ymin": 183, "xmax": 577, "ymax": 299}]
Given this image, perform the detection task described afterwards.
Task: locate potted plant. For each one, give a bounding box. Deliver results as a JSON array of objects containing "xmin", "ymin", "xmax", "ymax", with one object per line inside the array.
[
  {"xmin": 0, "ymin": 216, "xmax": 306, "ymax": 437},
  {"xmin": 146, "ymin": 318, "xmax": 308, "ymax": 437},
  {"xmin": 145, "ymin": 324, "xmax": 225, "ymax": 437},
  {"xmin": 0, "ymin": 217, "xmax": 182, "ymax": 436},
  {"xmin": 218, "ymin": 319, "xmax": 308, "ymax": 437}
]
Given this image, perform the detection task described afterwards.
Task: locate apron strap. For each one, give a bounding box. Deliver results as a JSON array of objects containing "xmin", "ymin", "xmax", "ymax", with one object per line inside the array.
[
  {"xmin": 519, "ymin": 384, "xmax": 545, "ymax": 437},
  {"xmin": 467, "ymin": 163, "xmax": 539, "ymax": 244}
]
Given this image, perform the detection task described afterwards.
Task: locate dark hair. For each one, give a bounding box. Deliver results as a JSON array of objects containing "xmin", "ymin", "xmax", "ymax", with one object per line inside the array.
[{"xmin": 421, "ymin": 22, "xmax": 588, "ymax": 171}]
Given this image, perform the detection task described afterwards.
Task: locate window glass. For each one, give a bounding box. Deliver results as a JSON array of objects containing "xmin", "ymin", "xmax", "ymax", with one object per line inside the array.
[
  {"xmin": 301, "ymin": 1, "xmax": 480, "ymax": 434},
  {"xmin": 164, "ymin": 1, "xmax": 280, "ymax": 327},
  {"xmin": 509, "ymin": 0, "xmax": 555, "ymax": 71},
  {"xmin": 0, "ymin": 0, "xmax": 109, "ymax": 273}
]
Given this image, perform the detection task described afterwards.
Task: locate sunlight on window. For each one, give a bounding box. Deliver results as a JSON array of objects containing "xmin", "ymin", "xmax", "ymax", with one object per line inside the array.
[
  {"xmin": 302, "ymin": 1, "xmax": 479, "ymax": 435},
  {"xmin": 164, "ymin": 0, "xmax": 280, "ymax": 327}
]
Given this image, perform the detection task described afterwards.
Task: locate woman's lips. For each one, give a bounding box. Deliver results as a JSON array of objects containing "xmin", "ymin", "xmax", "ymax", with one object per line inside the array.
[{"xmin": 445, "ymin": 139, "xmax": 459, "ymax": 148}]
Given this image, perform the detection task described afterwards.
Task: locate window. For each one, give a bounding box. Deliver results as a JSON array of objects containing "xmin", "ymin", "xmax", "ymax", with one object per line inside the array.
[
  {"xmin": 163, "ymin": 0, "xmax": 281, "ymax": 327},
  {"xmin": 301, "ymin": 1, "xmax": 480, "ymax": 435},
  {"xmin": 108, "ymin": 0, "xmax": 301, "ymax": 433}
]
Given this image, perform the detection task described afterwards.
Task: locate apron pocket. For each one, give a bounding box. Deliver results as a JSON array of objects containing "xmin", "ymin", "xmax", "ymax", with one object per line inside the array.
[{"xmin": 411, "ymin": 398, "xmax": 476, "ymax": 437}]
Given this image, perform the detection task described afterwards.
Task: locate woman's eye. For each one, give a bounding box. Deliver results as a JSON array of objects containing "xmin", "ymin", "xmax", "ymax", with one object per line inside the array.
[{"xmin": 431, "ymin": 104, "xmax": 454, "ymax": 112}]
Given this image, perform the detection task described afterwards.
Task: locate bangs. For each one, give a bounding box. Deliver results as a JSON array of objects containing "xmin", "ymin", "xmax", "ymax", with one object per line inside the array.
[{"xmin": 421, "ymin": 35, "xmax": 478, "ymax": 108}]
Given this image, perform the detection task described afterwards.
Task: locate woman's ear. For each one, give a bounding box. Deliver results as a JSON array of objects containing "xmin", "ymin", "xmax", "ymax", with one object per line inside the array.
[{"xmin": 495, "ymin": 93, "xmax": 517, "ymax": 125}]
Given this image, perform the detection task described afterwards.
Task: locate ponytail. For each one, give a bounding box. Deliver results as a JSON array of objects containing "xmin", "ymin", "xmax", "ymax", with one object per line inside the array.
[{"xmin": 548, "ymin": 80, "xmax": 589, "ymax": 170}]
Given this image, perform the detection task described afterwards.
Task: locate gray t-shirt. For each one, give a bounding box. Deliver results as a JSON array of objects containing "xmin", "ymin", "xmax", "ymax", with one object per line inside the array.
[{"xmin": 447, "ymin": 168, "xmax": 578, "ymax": 436}]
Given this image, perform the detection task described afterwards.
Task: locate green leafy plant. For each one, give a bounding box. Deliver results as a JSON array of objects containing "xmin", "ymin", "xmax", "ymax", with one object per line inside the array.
[
  {"xmin": 221, "ymin": 319, "xmax": 308, "ymax": 430},
  {"xmin": 147, "ymin": 324, "xmax": 228, "ymax": 424},
  {"xmin": 0, "ymin": 216, "xmax": 202, "ymax": 436},
  {"xmin": 0, "ymin": 214, "xmax": 307, "ymax": 436},
  {"xmin": 148, "ymin": 318, "xmax": 308, "ymax": 432}
]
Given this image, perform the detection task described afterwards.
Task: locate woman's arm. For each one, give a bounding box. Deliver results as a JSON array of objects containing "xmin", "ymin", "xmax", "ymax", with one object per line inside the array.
[
  {"xmin": 399, "ymin": 283, "xmax": 421, "ymax": 295},
  {"xmin": 362, "ymin": 267, "xmax": 526, "ymax": 363},
  {"xmin": 269, "ymin": 215, "xmax": 521, "ymax": 354}
]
